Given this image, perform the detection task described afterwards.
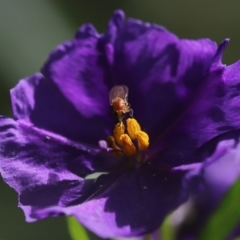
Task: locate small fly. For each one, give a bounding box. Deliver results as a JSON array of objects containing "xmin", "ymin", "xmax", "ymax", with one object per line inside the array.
[{"xmin": 109, "ymin": 85, "xmax": 133, "ymax": 121}]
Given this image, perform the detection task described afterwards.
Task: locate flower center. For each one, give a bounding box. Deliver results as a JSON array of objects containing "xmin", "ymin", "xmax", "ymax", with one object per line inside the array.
[
  {"xmin": 107, "ymin": 85, "xmax": 149, "ymax": 160},
  {"xmin": 107, "ymin": 118, "xmax": 149, "ymax": 158}
]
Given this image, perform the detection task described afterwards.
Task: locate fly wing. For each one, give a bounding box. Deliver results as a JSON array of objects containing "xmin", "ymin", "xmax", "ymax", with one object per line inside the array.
[{"xmin": 109, "ymin": 85, "xmax": 129, "ymax": 105}]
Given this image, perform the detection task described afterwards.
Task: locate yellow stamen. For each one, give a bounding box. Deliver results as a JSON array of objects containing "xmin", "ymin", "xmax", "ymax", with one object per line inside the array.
[
  {"xmin": 126, "ymin": 118, "xmax": 141, "ymax": 140},
  {"xmin": 106, "ymin": 136, "xmax": 124, "ymax": 157},
  {"xmin": 107, "ymin": 136, "xmax": 118, "ymax": 149},
  {"xmin": 120, "ymin": 134, "xmax": 137, "ymax": 156},
  {"xmin": 136, "ymin": 131, "xmax": 149, "ymax": 151},
  {"xmin": 113, "ymin": 122, "xmax": 125, "ymax": 145},
  {"xmin": 107, "ymin": 115, "xmax": 149, "ymax": 158}
]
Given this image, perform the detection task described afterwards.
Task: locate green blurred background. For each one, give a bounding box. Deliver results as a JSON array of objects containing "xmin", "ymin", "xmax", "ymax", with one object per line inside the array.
[{"xmin": 0, "ymin": 1, "xmax": 240, "ymax": 239}]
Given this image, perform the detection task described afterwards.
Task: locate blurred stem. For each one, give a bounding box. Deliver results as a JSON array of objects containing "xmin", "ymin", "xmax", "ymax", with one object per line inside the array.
[
  {"xmin": 199, "ymin": 178, "xmax": 240, "ymax": 240},
  {"xmin": 66, "ymin": 217, "xmax": 89, "ymax": 240}
]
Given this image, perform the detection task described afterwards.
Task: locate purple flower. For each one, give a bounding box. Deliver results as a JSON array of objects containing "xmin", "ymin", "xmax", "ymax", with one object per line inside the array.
[{"xmin": 0, "ymin": 10, "xmax": 240, "ymax": 238}]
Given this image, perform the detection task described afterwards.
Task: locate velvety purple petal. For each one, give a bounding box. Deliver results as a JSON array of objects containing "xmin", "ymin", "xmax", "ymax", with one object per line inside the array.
[
  {"xmin": 150, "ymin": 45, "xmax": 240, "ymax": 167},
  {"xmin": 11, "ymin": 73, "xmax": 112, "ymax": 144},
  {"xmin": 29, "ymin": 165, "xmax": 189, "ymax": 238},
  {"xmin": 196, "ymin": 139, "xmax": 239, "ymax": 204},
  {"xmin": 40, "ymin": 24, "xmax": 113, "ymax": 140},
  {"xmin": 178, "ymin": 139, "xmax": 240, "ymax": 239},
  {"xmin": 183, "ymin": 139, "xmax": 239, "ymax": 198},
  {"xmin": 0, "ymin": 116, "xmax": 121, "ymax": 178},
  {"xmin": 104, "ymin": 10, "xmax": 218, "ymax": 141},
  {"xmin": 178, "ymin": 57, "xmax": 240, "ymax": 146},
  {"xmin": 0, "ymin": 116, "xmax": 122, "ymax": 220},
  {"xmin": 211, "ymin": 39, "xmax": 229, "ymax": 71},
  {"xmin": 198, "ymin": 139, "xmax": 240, "ymax": 202}
]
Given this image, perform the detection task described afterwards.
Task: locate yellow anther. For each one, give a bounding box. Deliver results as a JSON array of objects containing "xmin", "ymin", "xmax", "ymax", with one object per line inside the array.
[
  {"xmin": 126, "ymin": 118, "xmax": 141, "ymax": 140},
  {"xmin": 136, "ymin": 131, "xmax": 149, "ymax": 151},
  {"xmin": 113, "ymin": 122, "xmax": 125, "ymax": 145},
  {"xmin": 107, "ymin": 136, "xmax": 117, "ymax": 149},
  {"xmin": 106, "ymin": 136, "xmax": 123, "ymax": 157},
  {"xmin": 120, "ymin": 134, "xmax": 137, "ymax": 156}
]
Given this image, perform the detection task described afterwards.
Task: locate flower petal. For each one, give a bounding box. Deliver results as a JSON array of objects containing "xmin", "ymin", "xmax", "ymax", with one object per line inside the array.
[
  {"xmin": 12, "ymin": 23, "xmax": 115, "ymax": 144},
  {"xmin": 41, "ymin": 24, "xmax": 111, "ymax": 120},
  {"xmin": 11, "ymin": 73, "xmax": 112, "ymax": 144},
  {"xmin": 0, "ymin": 116, "xmax": 121, "ymax": 219},
  {"xmin": 151, "ymin": 49, "xmax": 240, "ymax": 167},
  {"xmin": 104, "ymin": 10, "xmax": 218, "ymax": 140},
  {"xmin": 194, "ymin": 139, "xmax": 240, "ymax": 202},
  {"xmin": 179, "ymin": 139, "xmax": 240, "ymax": 239},
  {"xmin": 29, "ymin": 165, "xmax": 189, "ymax": 238}
]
